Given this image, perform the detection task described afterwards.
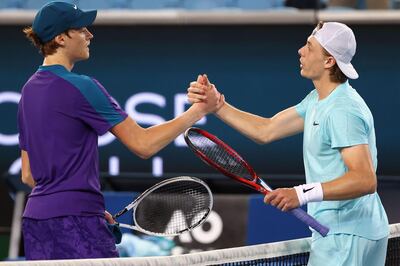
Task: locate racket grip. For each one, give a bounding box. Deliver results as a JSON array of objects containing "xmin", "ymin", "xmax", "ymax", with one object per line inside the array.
[{"xmin": 290, "ymin": 208, "xmax": 329, "ymax": 237}]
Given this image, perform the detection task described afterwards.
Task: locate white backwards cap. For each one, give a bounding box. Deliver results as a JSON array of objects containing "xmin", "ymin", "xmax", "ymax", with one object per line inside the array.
[{"xmin": 312, "ymin": 22, "xmax": 359, "ymax": 79}]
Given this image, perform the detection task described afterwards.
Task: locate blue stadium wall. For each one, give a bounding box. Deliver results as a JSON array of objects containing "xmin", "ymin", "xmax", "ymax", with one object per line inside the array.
[
  {"xmin": 0, "ymin": 24, "xmax": 399, "ymax": 177},
  {"xmin": 0, "ymin": 23, "xmax": 399, "ymax": 257}
]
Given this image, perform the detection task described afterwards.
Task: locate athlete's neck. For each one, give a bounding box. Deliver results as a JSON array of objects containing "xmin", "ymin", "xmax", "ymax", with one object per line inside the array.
[
  {"xmin": 43, "ymin": 54, "xmax": 75, "ymax": 72},
  {"xmin": 313, "ymin": 76, "xmax": 341, "ymax": 101}
]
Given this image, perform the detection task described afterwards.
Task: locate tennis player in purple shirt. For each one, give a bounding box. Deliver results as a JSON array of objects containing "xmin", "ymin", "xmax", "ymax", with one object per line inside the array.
[{"xmin": 18, "ymin": 1, "xmax": 221, "ymax": 260}]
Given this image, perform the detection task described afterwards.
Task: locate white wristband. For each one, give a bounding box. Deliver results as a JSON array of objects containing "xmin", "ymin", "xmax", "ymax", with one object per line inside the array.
[{"xmin": 294, "ymin": 183, "xmax": 323, "ymax": 206}]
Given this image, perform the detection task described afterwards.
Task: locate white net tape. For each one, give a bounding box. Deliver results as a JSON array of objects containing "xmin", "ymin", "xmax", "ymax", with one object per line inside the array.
[{"xmin": 2, "ymin": 223, "xmax": 399, "ymax": 266}]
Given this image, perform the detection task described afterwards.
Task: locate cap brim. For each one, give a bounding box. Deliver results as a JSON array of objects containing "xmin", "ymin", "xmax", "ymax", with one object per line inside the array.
[
  {"xmin": 71, "ymin": 10, "xmax": 97, "ymax": 28},
  {"xmin": 336, "ymin": 60, "xmax": 359, "ymax": 79}
]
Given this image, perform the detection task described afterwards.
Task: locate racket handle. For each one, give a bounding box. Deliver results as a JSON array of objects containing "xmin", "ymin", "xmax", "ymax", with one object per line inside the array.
[{"xmin": 290, "ymin": 208, "xmax": 329, "ymax": 237}]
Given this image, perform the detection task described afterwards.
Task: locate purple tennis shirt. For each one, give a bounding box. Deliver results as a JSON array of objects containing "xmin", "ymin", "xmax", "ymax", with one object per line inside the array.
[{"xmin": 18, "ymin": 65, "xmax": 127, "ymax": 219}]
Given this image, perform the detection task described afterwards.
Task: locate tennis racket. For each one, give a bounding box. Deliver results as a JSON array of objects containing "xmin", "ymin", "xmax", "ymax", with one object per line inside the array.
[
  {"xmin": 113, "ymin": 176, "xmax": 213, "ymax": 236},
  {"xmin": 184, "ymin": 127, "xmax": 329, "ymax": 237}
]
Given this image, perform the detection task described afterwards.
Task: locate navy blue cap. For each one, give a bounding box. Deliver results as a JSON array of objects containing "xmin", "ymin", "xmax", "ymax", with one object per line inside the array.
[{"xmin": 32, "ymin": 1, "xmax": 97, "ymax": 43}]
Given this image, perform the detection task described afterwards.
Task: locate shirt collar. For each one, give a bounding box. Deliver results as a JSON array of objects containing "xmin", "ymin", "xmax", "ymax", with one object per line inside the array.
[
  {"xmin": 317, "ymin": 81, "xmax": 350, "ymax": 105},
  {"xmin": 38, "ymin": 64, "xmax": 69, "ymax": 73}
]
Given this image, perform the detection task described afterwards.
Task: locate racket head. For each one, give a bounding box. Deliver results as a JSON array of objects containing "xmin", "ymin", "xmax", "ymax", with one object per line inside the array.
[
  {"xmin": 184, "ymin": 128, "xmax": 330, "ymax": 237},
  {"xmin": 132, "ymin": 176, "xmax": 213, "ymax": 236},
  {"xmin": 184, "ymin": 127, "xmax": 268, "ymax": 193}
]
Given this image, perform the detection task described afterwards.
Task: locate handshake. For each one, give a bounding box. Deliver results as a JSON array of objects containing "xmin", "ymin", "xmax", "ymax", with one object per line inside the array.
[{"xmin": 187, "ymin": 74, "xmax": 226, "ymax": 115}]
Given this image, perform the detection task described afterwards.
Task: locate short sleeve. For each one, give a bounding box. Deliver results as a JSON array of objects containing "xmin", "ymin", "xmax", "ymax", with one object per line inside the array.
[
  {"xmin": 326, "ymin": 108, "xmax": 369, "ymax": 149},
  {"xmin": 295, "ymin": 90, "xmax": 316, "ymax": 118},
  {"xmin": 17, "ymin": 99, "xmax": 27, "ymax": 150},
  {"xmin": 75, "ymin": 77, "xmax": 127, "ymax": 136}
]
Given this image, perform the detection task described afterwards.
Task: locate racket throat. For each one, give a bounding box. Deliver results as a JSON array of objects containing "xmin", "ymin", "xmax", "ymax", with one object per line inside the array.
[
  {"xmin": 114, "ymin": 208, "xmax": 128, "ymax": 219},
  {"xmin": 256, "ymin": 178, "xmax": 272, "ymax": 194}
]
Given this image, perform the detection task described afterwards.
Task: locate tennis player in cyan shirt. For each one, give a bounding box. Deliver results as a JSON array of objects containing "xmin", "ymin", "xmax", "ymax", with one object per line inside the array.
[{"xmin": 188, "ymin": 22, "xmax": 389, "ymax": 265}]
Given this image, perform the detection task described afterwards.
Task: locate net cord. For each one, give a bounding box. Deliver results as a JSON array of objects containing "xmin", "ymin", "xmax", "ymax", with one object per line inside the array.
[{"xmin": 1, "ymin": 223, "xmax": 398, "ymax": 266}]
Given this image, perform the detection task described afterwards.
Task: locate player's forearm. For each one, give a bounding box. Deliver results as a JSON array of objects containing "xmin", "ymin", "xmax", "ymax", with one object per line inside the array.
[
  {"xmin": 21, "ymin": 174, "xmax": 36, "ymax": 188},
  {"xmin": 138, "ymin": 106, "xmax": 205, "ymax": 158},
  {"xmin": 215, "ymin": 102, "xmax": 272, "ymax": 144},
  {"xmin": 321, "ymin": 170, "xmax": 377, "ymax": 200},
  {"xmin": 215, "ymin": 104, "xmax": 304, "ymax": 144},
  {"xmin": 21, "ymin": 150, "xmax": 35, "ymax": 188}
]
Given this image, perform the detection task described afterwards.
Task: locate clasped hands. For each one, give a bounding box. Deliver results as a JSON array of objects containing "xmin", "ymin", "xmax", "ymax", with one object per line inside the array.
[{"xmin": 187, "ymin": 74, "xmax": 225, "ymax": 114}]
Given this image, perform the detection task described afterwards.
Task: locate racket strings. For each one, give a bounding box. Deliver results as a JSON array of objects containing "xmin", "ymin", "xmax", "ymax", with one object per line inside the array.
[
  {"xmin": 134, "ymin": 180, "xmax": 211, "ymax": 235},
  {"xmin": 188, "ymin": 132, "xmax": 254, "ymax": 181}
]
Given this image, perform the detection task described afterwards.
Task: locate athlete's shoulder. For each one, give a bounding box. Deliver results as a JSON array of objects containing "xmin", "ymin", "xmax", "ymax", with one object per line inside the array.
[
  {"xmin": 301, "ymin": 88, "xmax": 318, "ymax": 107},
  {"xmin": 327, "ymin": 97, "xmax": 372, "ymax": 129},
  {"xmin": 298, "ymin": 88, "xmax": 318, "ymax": 104},
  {"xmin": 306, "ymin": 88, "xmax": 318, "ymax": 98},
  {"xmin": 63, "ymin": 72, "xmax": 93, "ymax": 86},
  {"xmin": 333, "ymin": 87, "xmax": 370, "ymax": 114},
  {"xmin": 61, "ymin": 72, "xmax": 104, "ymax": 96}
]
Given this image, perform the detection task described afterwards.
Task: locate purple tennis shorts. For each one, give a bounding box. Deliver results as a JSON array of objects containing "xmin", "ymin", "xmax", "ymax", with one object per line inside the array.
[{"xmin": 22, "ymin": 216, "xmax": 119, "ymax": 260}]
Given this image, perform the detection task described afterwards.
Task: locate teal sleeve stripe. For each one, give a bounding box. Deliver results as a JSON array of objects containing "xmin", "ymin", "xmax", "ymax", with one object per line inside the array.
[{"xmin": 49, "ymin": 68, "xmax": 124, "ymax": 126}]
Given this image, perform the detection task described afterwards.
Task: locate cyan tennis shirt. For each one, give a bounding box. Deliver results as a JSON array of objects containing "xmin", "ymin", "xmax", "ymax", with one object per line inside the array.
[
  {"xmin": 295, "ymin": 81, "xmax": 389, "ymax": 240},
  {"xmin": 18, "ymin": 65, "xmax": 127, "ymax": 219}
]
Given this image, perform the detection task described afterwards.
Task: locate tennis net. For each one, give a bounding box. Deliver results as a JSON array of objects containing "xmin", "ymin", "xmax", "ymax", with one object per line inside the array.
[{"xmin": 2, "ymin": 223, "xmax": 399, "ymax": 266}]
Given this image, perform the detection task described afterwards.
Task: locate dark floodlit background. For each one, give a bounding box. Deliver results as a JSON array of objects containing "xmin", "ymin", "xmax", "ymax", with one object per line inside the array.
[{"xmin": 0, "ymin": 0, "xmax": 399, "ymax": 260}]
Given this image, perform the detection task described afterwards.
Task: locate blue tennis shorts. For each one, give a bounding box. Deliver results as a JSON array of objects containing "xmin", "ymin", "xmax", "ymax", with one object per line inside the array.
[
  {"xmin": 308, "ymin": 234, "xmax": 388, "ymax": 266},
  {"xmin": 22, "ymin": 216, "xmax": 119, "ymax": 260}
]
